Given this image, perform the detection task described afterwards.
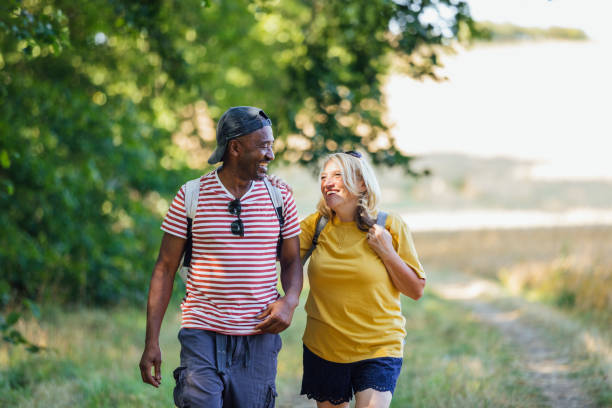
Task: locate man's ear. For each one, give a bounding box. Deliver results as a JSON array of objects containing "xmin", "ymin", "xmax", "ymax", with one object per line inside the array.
[{"xmin": 227, "ymin": 139, "xmax": 242, "ymax": 158}]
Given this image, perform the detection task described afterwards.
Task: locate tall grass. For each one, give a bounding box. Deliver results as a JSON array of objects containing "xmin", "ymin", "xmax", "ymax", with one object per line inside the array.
[
  {"xmin": 1, "ymin": 293, "xmax": 547, "ymax": 407},
  {"xmin": 0, "ymin": 304, "xmax": 181, "ymax": 407},
  {"xmin": 4, "ymin": 225, "xmax": 610, "ymax": 407},
  {"xmin": 415, "ymin": 226, "xmax": 612, "ymax": 321},
  {"xmin": 393, "ymin": 294, "xmax": 544, "ymax": 407}
]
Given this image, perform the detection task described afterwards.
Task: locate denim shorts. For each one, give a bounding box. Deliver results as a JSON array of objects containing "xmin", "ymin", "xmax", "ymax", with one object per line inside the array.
[
  {"xmin": 173, "ymin": 328, "xmax": 281, "ymax": 408},
  {"xmin": 300, "ymin": 345, "xmax": 402, "ymax": 405}
]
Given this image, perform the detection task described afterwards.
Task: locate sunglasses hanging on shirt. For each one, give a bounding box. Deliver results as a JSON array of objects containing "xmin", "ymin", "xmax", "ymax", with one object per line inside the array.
[{"xmin": 228, "ymin": 198, "xmax": 244, "ymax": 237}]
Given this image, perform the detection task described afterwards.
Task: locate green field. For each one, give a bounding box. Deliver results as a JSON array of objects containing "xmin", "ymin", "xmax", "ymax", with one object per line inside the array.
[
  {"xmin": 0, "ymin": 293, "xmax": 545, "ymax": 407},
  {"xmin": 2, "ymin": 226, "xmax": 610, "ymax": 407}
]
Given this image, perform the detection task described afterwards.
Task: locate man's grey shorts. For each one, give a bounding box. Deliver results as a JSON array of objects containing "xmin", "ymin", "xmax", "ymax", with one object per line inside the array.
[{"xmin": 173, "ymin": 328, "xmax": 281, "ymax": 408}]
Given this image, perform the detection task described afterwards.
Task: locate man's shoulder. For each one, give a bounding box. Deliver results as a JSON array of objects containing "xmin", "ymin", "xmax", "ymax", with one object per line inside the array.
[
  {"xmin": 271, "ymin": 182, "xmax": 296, "ymax": 204},
  {"xmin": 180, "ymin": 170, "xmax": 215, "ymax": 187},
  {"xmin": 253, "ymin": 178, "xmax": 291, "ymax": 199}
]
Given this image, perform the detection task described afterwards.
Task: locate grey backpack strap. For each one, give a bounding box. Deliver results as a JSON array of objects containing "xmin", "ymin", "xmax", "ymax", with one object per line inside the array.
[
  {"xmin": 178, "ymin": 177, "xmax": 201, "ymax": 282},
  {"xmin": 302, "ymin": 215, "xmax": 328, "ymax": 265},
  {"xmin": 262, "ymin": 178, "xmax": 285, "ymax": 227},
  {"xmin": 263, "ymin": 178, "xmax": 285, "ymax": 258},
  {"xmin": 184, "ymin": 178, "xmax": 201, "ymax": 220},
  {"xmin": 375, "ymin": 211, "xmax": 388, "ymax": 228}
]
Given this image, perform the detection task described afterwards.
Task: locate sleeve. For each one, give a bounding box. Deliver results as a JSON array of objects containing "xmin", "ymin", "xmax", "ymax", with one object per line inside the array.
[
  {"xmin": 279, "ymin": 185, "xmax": 301, "ymax": 239},
  {"xmin": 386, "ymin": 212, "xmax": 426, "ymax": 279},
  {"xmin": 160, "ymin": 185, "xmax": 189, "ymax": 239},
  {"xmin": 299, "ymin": 212, "xmax": 320, "ymax": 260}
]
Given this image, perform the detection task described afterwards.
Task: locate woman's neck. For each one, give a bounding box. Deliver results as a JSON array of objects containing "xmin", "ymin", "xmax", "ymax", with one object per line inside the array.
[{"xmin": 334, "ymin": 204, "xmax": 357, "ymax": 223}]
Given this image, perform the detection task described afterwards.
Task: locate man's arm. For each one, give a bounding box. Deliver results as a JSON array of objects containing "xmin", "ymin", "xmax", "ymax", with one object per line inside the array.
[
  {"xmin": 254, "ymin": 236, "xmax": 303, "ymax": 333},
  {"xmin": 139, "ymin": 233, "xmax": 186, "ymax": 388}
]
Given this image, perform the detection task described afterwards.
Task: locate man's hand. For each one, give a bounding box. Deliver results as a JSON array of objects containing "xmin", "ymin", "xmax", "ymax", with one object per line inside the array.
[
  {"xmin": 267, "ymin": 174, "xmax": 293, "ymax": 194},
  {"xmin": 254, "ymin": 295, "xmax": 298, "ymax": 333},
  {"xmin": 139, "ymin": 343, "xmax": 163, "ymax": 388},
  {"xmin": 139, "ymin": 233, "xmax": 184, "ymax": 388}
]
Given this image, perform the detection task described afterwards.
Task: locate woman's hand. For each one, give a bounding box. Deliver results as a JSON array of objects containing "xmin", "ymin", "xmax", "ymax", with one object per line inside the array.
[
  {"xmin": 267, "ymin": 174, "xmax": 293, "ymax": 194},
  {"xmin": 366, "ymin": 224, "xmax": 394, "ymax": 258},
  {"xmin": 367, "ymin": 224, "xmax": 425, "ymax": 300}
]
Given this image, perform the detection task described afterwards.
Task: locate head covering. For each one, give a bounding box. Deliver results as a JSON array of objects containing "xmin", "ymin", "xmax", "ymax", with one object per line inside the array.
[{"xmin": 208, "ymin": 106, "xmax": 272, "ymax": 164}]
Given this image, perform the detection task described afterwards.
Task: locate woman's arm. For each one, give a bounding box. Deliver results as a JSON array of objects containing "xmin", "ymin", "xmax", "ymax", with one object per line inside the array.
[{"xmin": 367, "ymin": 224, "xmax": 425, "ymax": 300}]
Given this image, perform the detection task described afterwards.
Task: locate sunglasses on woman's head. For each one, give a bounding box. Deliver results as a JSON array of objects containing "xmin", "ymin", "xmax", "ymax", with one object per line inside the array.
[
  {"xmin": 343, "ymin": 150, "xmax": 362, "ymax": 158},
  {"xmin": 228, "ymin": 199, "xmax": 244, "ymax": 237}
]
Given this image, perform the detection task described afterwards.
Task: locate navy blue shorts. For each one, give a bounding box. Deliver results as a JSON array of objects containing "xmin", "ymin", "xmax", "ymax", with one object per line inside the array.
[
  {"xmin": 173, "ymin": 328, "xmax": 281, "ymax": 408},
  {"xmin": 300, "ymin": 345, "xmax": 403, "ymax": 405}
]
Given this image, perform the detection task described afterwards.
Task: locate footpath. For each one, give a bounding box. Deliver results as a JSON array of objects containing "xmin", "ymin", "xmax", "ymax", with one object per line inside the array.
[{"xmin": 431, "ymin": 270, "xmax": 610, "ymax": 408}]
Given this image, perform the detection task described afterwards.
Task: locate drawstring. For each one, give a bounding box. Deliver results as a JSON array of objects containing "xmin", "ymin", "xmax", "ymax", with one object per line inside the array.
[
  {"xmin": 243, "ymin": 336, "xmax": 251, "ymax": 368},
  {"xmin": 215, "ymin": 332, "xmax": 228, "ymax": 374},
  {"xmin": 216, "ymin": 333, "xmax": 253, "ymax": 373},
  {"xmin": 227, "ymin": 335, "xmax": 235, "ymax": 371}
]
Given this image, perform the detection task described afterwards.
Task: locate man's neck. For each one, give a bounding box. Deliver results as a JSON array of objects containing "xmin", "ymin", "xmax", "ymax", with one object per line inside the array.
[{"xmin": 217, "ymin": 165, "xmax": 253, "ymax": 199}]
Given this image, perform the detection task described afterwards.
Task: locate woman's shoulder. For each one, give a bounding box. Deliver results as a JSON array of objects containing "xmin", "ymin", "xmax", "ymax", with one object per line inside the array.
[
  {"xmin": 379, "ymin": 210, "xmax": 412, "ymax": 233},
  {"xmin": 302, "ymin": 211, "xmax": 322, "ymax": 222},
  {"xmin": 300, "ymin": 211, "xmax": 323, "ymax": 231},
  {"xmin": 377, "ymin": 210, "xmax": 402, "ymax": 226}
]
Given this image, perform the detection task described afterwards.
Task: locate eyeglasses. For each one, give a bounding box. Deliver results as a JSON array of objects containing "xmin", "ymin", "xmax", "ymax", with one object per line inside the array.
[
  {"xmin": 343, "ymin": 150, "xmax": 362, "ymax": 158},
  {"xmin": 228, "ymin": 198, "xmax": 244, "ymax": 237}
]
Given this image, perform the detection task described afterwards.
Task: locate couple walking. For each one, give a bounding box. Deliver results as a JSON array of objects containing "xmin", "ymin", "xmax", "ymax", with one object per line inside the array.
[{"xmin": 139, "ymin": 106, "xmax": 426, "ymax": 408}]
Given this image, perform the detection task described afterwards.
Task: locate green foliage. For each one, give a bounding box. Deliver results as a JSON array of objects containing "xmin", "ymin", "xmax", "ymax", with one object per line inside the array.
[
  {"xmin": 0, "ymin": 0, "xmax": 70, "ymax": 57},
  {"xmin": 0, "ymin": 297, "xmax": 44, "ymax": 353},
  {"xmin": 475, "ymin": 21, "xmax": 588, "ymax": 43},
  {"xmin": 0, "ymin": 0, "xmax": 476, "ymax": 306}
]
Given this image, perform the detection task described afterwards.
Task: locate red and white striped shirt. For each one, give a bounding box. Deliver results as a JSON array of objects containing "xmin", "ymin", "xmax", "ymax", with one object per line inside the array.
[{"xmin": 161, "ymin": 169, "xmax": 301, "ymax": 335}]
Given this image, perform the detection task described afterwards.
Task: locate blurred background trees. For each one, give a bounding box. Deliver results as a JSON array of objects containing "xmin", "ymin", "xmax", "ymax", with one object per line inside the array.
[{"xmin": 0, "ymin": 0, "xmax": 477, "ymax": 306}]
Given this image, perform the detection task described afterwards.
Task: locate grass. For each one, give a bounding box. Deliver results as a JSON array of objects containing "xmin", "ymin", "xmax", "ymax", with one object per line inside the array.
[
  {"xmin": 2, "ymin": 291, "xmax": 547, "ymax": 407},
  {"xmin": 414, "ymin": 227, "xmax": 612, "ymax": 406},
  {"xmin": 3, "ymin": 225, "xmax": 611, "ymax": 407},
  {"xmin": 415, "ymin": 226, "xmax": 612, "ymax": 321},
  {"xmin": 393, "ymin": 294, "xmax": 544, "ymax": 407},
  {"xmin": 0, "ymin": 304, "xmax": 181, "ymax": 407}
]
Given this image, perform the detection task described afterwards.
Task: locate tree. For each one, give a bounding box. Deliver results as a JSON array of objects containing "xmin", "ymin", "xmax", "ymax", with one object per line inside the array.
[{"xmin": 0, "ymin": 0, "xmax": 477, "ymax": 305}]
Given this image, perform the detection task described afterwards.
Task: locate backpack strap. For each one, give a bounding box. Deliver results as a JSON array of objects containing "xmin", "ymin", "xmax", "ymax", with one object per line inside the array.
[
  {"xmin": 302, "ymin": 211, "xmax": 387, "ymax": 265},
  {"xmin": 184, "ymin": 177, "xmax": 201, "ymax": 220},
  {"xmin": 263, "ymin": 178, "xmax": 285, "ymax": 257},
  {"xmin": 178, "ymin": 177, "xmax": 201, "ymax": 281},
  {"xmin": 301, "ymin": 215, "xmax": 328, "ymax": 264},
  {"xmin": 263, "ymin": 178, "xmax": 285, "ymax": 226},
  {"xmin": 375, "ymin": 211, "xmax": 388, "ymax": 228}
]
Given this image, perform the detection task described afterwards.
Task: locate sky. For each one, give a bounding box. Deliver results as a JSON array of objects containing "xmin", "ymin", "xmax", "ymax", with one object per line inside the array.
[{"xmin": 386, "ymin": 0, "xmax": 612, "ymax": 180}]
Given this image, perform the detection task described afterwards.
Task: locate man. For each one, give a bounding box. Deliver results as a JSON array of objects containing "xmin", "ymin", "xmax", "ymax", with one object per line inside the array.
[{"xmin": 139, "ymin": 106, "xmax": 303, "ymax": 407}]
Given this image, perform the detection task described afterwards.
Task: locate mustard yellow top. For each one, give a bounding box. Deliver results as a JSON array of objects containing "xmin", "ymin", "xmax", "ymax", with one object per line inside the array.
[{"xmin": 299, "ymin": 211, "xmax": 425, "ymax": 363}]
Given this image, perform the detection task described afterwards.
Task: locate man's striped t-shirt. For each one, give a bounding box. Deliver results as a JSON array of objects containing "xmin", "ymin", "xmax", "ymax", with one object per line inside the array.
[{"xmin": 161, "ymin": 169, "xmax": 301, "ymax": 335}]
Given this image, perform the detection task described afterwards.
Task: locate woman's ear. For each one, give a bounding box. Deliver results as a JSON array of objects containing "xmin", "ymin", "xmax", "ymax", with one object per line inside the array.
[{"xmin": 358, "ymin": 179, "xmax": 367, "ymax": 194}]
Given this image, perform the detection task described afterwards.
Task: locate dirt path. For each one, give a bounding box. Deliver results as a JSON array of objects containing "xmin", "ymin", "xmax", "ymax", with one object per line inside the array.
[{"xmin": 432, "ymin": 273, "xmax": 598, "ymax": 408}]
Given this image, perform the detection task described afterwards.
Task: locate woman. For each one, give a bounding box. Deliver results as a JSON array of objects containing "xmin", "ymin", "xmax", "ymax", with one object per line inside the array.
[{"xmin": 299, "ymin": 152, "xmax": 426, "ymax": 408}]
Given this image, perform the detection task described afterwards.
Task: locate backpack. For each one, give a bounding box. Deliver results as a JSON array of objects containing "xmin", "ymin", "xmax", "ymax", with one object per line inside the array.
[
  {"xmin": 177, "ymin": 177, "xmax": 285, "ymax": 282},
  {"xmin": 301, "ymin": 211, "xmax": 388, "ymax": 264}
]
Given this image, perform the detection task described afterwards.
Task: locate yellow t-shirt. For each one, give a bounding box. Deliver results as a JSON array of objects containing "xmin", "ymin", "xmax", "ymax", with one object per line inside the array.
[{"xmin": 299, "ymin": 211, "xmax": 425, "ymax": 363}]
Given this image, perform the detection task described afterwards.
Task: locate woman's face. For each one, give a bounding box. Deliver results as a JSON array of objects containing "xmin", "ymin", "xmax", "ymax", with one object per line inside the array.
[{"xmin": 320, "ymin": 160, "xmax": 360, "ymax": 213}]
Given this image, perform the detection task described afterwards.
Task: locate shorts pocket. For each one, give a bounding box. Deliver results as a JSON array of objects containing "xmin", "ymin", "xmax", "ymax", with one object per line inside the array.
[{"xmin": 173, "ymin": 366, "xmax": 186, "ymax": 407}]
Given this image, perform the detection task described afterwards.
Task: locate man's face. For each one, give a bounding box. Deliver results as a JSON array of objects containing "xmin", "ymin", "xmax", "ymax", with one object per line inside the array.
[{"xmin": 235, "ymin": 126, "xmax": 275, "ymax": 181}]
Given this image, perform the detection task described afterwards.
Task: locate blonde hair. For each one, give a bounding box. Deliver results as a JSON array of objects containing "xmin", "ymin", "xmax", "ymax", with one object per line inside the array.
[{"xmin": 316, "ymin": 152, "xmax": 381, "ymax": 230}]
